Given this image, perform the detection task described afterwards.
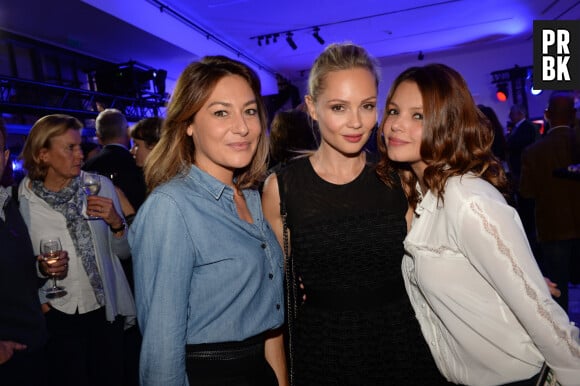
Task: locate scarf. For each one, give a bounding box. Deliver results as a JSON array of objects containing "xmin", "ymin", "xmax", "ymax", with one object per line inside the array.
[{"xmin": 31, "ymin": 177, "xmax": 105, "ymax": 305}]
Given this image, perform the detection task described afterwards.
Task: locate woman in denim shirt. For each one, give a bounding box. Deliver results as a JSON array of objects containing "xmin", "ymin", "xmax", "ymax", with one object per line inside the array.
[{"xmin": 129, "ymin": 56, "xmax": 286, "ymax": 386}]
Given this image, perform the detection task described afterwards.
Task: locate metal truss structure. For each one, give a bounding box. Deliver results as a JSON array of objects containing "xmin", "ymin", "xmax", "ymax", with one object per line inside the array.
[{"xmin": 0, "ymin": 75, "xmax": 167, "ymax": 122}]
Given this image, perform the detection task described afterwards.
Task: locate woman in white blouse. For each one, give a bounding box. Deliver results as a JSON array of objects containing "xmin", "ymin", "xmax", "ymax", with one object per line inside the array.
[{"xmin": 376, "ymin": 63, "xmax": 580, "ymax": 386}]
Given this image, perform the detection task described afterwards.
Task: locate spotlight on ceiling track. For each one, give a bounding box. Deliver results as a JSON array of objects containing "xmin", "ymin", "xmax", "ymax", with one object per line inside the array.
[
  {"xmin": 286, "ymin": 32, "xmax": 298, "ymax": 50},
  {"xmin": 313, "ymin": 27, "xmax": 325, "ymax": 45},
  {"xmin": 496, "ymin": 83, "xmax": 509, "ymax": 102}
]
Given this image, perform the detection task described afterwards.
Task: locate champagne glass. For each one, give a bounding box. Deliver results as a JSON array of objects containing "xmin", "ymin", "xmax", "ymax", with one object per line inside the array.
[
  {"xmin": 40, "ymin": 237, "xmax": 67, "ymax": 299},
  {"xmin": 82, "ymin": 172, "xmax": 101, "ymax": 220}
]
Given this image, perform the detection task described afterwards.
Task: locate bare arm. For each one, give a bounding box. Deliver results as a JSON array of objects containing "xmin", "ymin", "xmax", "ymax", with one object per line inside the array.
[
  {"xmin": 115, "ymin": 186, "xmax": 136, "ymax": 217},
  {"xmin": 262, "ymin": 174, "xmax": 291, "ymax": 386},
  {"xmin": 264, "ymin": 328, "xmax": 289, "ymax": 386},
  {"xmin": 262, "ymin": 173, "xmax": 285, "ymax": 250}
]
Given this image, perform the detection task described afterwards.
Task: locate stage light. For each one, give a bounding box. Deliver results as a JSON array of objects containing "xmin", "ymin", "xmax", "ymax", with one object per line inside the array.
[
  {"xmin": 530, "ymin": 86, "xmax": 543, "ymax": 96},
  {"xmin": 496, "ymin": 83, "xmax": 509, "ymax": 102},
  {"xmin": 313, "ymin": 27, "xmax": 324, "ymax": 45},
  {"xmin": 286, "ymin": 32, "xmax": 297, "ymax": 50}
]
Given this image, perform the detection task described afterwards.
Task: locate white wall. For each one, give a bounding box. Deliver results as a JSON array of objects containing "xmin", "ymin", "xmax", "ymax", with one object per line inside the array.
[
  {"xmin": 294, "ymin": 40, "xmax": 550, "ymax": 126},
  {"xmin": 376, "ymin": 40, "xmax": 549, "ymax": 126}
]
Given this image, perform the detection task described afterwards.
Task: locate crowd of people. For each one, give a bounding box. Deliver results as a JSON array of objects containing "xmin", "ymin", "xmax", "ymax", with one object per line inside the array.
[{"xmin": 1, "ymin": 42, "xmax": 579, "ymax": 386}]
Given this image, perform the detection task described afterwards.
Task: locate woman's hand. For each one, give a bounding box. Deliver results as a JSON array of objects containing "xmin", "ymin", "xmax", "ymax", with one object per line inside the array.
[
  {"xmin": 544, "ymin": 277, "xmax": 561, "ymax": 298},
  {"xmin": 86, "ymin": 195, "xmax": 124, "ymax": 228},
  {"xmin": 38, "ymin": 251, "xmax": 69, "ymax": 279},
  {"xmin": 0, "ymin": 340, "xmax": 27, "ymax": 364}
]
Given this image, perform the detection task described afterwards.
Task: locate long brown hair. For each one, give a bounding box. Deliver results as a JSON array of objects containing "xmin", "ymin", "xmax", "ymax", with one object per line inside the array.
[
  {"xmin": 377, "ymin": 63, "xmax": 508, "ymax": 208},
  {"xmin": 144, "ymin": 56, "xmax": 269, "ymax": 192}
]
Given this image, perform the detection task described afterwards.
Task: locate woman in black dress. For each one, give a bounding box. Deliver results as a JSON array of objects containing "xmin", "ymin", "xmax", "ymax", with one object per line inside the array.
[{"xmin": 262, "ymin": 43, "xmax": 449, "ymax": 385}]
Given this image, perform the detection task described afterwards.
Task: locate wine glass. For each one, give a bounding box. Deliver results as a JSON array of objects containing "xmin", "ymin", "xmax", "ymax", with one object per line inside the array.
[
  {"xmin": 40, "ymin": 237, "xmax": 67, "ymax": 299},
  {"xmin": 82, "ymin": 172, "xmax": 101, "ymax": 220}
]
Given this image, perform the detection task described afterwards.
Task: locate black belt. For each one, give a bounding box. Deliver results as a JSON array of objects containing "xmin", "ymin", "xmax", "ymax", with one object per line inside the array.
[
  {"xmin": 186, "ymin": 334, "xmax": 264, "ymax": 361},
  {"xmin": 304, "ymin": 284, "xmax": 405, "ymax": 311}
]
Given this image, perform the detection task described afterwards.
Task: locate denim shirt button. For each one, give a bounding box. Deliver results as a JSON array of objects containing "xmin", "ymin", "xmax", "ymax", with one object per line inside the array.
[
  {"xmin": 269, "ymin": 273, "xmax": 274, "ymax": 279},
  {"xmin": 276, "ymin": 304, "xmax": 281, "ymax": 310},
  {"xmin": 261, "ymin": 243, "xmax": 267, "ymax": 249}
]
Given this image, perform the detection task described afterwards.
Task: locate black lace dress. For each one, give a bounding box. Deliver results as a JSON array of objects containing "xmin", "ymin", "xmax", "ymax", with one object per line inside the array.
[{"xmin": 277, "ymin": 157, "xmax": 449, "ymax": 386}]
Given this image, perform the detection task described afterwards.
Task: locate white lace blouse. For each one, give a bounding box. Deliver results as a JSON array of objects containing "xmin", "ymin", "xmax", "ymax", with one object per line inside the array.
[{"xmin": 403, "ymin": 174, "xmax": 580, "ymax": 386}]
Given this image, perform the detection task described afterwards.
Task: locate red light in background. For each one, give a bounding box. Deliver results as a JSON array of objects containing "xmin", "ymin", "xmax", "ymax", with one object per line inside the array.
[{"xmin": 495, "ymin": 83, "xmax": 509, "ymax": 102}]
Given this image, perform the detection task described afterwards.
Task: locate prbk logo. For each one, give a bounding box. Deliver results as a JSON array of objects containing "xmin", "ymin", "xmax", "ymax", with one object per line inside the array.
[{"xmin": 534, "ymin": 20, "xmax": 580, "ymax": 90}]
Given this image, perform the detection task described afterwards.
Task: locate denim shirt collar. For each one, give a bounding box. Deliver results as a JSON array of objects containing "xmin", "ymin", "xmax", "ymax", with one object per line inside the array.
[{"xmin": 187, "ymin": 164, "xmax": 230, "ymax": 200}]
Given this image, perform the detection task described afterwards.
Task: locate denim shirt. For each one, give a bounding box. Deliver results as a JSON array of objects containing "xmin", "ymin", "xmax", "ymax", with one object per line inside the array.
[{"xmin": 129, "ymin": 165, "xmax": 284, "ymax": 386}]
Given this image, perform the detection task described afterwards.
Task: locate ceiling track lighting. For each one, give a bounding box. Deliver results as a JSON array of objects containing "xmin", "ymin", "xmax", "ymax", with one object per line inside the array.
[
  {"xmin": 286, "ymin": 32, "xmax": 298, "ymax": 50},
  {"xmin": 313, "ymin": 27, "xmax": 325, "ymax": 45},
  {"xmin": 252, "ymin": 26, "xmax": 325, "ymax": 50}
]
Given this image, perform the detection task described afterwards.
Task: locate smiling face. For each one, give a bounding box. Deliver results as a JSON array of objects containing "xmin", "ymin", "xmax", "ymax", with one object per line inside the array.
[
  {"xmin": 39, "ymin": 128, "xmax": 83, "ymax": 188},
  {"xmin": 186, "ymin": 74, "xmax": 261, "ymax": 184},
  {"xmin": 382, "ymin": 80, "xmax": 428, "ymax": 178},
  {"xmin": 305, "ymin": 67, "xmax": 377, "ymax": 156}
]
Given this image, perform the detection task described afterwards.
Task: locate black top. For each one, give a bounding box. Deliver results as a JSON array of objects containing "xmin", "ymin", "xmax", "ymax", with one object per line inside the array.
[
  {"xmin": 278, "ymin": 157, "xmax": 449, "ymax": 385},
  {"xmin": 0, "ymin": 196, "xmax": 47, "ymax": 351}
]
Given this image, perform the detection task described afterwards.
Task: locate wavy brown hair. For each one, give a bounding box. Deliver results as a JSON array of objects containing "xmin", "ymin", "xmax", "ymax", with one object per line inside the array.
[
  {"xmin": 377, "ymin": 63, "xmax": 508, "ymax": 209},
  {"xmin": 144, "ymin": 56, "xmax": 269, "ymax": 192}
]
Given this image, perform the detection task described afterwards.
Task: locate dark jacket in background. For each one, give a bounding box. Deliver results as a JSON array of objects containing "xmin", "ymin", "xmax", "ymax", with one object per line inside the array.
[
  {"xmin": 82, "ymin": 144, "xmax": 146, "ymax": 211},
  {"xmin": 0, "ymin": 196, "xmax": 47, "ymax": 350},
  {"xmin": 506, "ymin": 119, "xmax": 537, "ymax": 186},
  {"xmin": 520, "ymin": 126, "xmax": 580, "ymax": 242}
]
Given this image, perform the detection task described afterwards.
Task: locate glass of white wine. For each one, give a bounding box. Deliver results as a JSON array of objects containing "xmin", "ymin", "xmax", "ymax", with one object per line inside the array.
[
  {"xmin": 82, "ymin": 172, "xmax": 101, "ymax": 220},
  {"xmin": 40, "ymin": 237, "xmax": 67, "ymax": 299}
]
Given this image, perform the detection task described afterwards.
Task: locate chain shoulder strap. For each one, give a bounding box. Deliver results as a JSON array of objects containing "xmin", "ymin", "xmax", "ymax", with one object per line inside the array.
[{"xmin": 278, "ymin": 172, "xmax": 297, "ymax": 386}]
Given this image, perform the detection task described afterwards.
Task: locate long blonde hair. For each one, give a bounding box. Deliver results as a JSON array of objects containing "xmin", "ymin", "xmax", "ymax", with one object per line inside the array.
[{"xmin": 144, "ymin": 56, "xmax": 269, "ymax": 192}]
